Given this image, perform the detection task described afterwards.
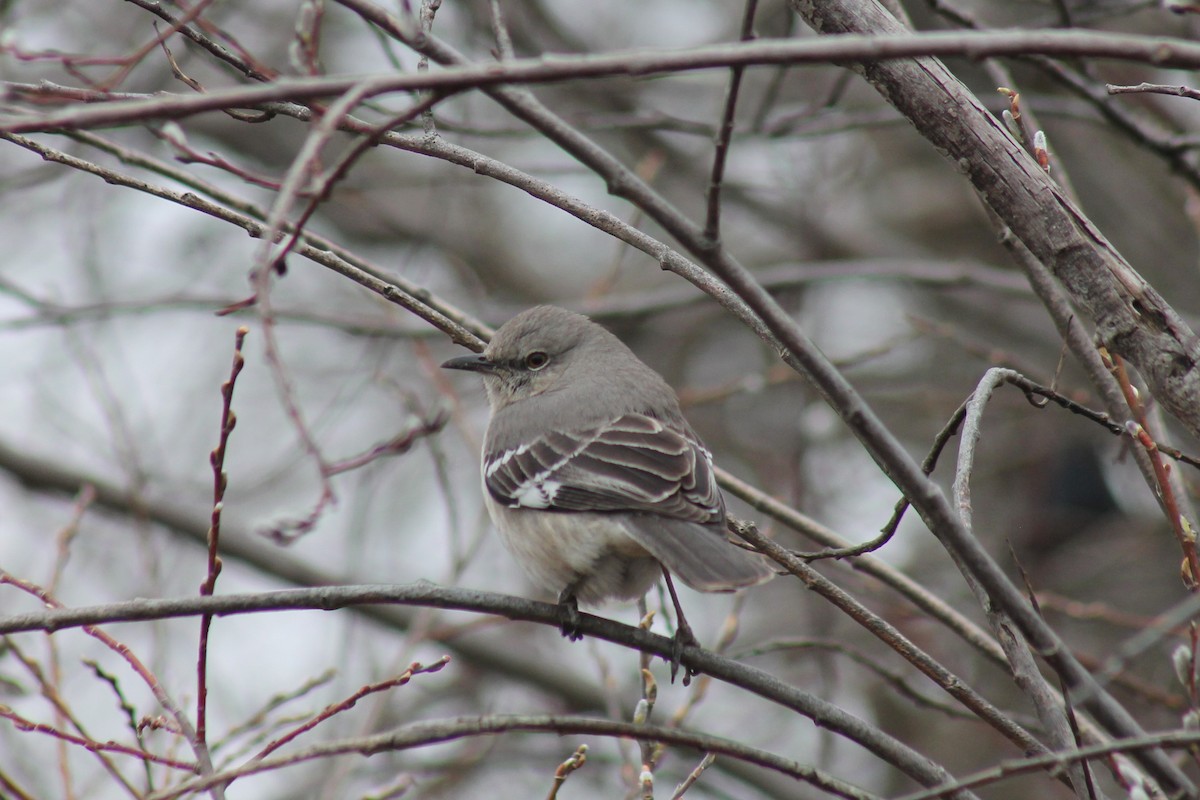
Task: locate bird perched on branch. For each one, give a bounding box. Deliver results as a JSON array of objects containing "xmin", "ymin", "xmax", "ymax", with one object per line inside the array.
[{"xmin": 442, "ymin": 305, "xmax": 773, "ymax": 678}]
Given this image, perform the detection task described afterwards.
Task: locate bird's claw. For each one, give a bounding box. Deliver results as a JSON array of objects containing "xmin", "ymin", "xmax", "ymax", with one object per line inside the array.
[
  {"xmin": 668, "ymin": 625, "xmax": 700, "ymax": 686},
  {"xmin": 557, "ymin": 593, "xmax": 583, "ymax": 641}
]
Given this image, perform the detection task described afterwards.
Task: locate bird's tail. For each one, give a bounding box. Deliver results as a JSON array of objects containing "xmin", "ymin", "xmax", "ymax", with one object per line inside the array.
[{"xmin": 625, "ymin": 517, "xmax": 775, "ymax": 592}]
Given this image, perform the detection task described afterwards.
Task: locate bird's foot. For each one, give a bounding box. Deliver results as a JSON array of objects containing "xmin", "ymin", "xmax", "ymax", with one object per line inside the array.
[
  {"xmin": 660, "ymin": 568, "xmax": 700, "ymax": 685},
  {"xmin": 668, "ymin": 614, "xmax": 700, "ymax": 686},
  {"xmin": 556, "ymin": 590, "xmax": 583, "ymax": 641}
]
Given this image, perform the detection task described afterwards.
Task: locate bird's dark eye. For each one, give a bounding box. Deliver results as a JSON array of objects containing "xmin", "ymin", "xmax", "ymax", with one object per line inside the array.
[{"xmin": 524, "ymin": 351, "xmax": 550, "ymax": 371}]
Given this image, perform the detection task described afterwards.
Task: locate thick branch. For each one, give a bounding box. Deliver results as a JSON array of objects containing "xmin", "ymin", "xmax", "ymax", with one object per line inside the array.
[
  {"xmin": 790, "ymin": 0, "xmax": 1200, "ymax": 443},
  {"xmin": 0, "ymin": 584, "xmax": 979, "ymax": 797}
]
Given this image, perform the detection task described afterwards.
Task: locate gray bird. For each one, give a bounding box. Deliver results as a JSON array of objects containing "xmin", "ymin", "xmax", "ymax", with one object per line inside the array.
[{"xmin": 442, "ymin": 306, "xmax": 772, "ymax": 669}]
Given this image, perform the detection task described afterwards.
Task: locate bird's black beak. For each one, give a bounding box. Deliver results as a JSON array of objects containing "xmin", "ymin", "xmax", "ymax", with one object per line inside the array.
[{"xmin": 441, "ymin": 353, "xmax": 500, "ymax": 374}]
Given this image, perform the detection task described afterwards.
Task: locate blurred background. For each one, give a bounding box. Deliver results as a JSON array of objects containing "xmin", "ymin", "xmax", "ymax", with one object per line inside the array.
[{"xmin": 2, "ymin": 0, "xmax": 1200, "ymax": 797}]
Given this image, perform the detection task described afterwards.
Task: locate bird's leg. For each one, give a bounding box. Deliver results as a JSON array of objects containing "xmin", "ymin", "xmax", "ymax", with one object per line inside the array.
[
  {"xmin": 556, "ymin": 583, "xmax": 583, "ymax": 641},
  {"xmin": 662, "ymin": 567, "xmax": 699, "ymax": 686}
]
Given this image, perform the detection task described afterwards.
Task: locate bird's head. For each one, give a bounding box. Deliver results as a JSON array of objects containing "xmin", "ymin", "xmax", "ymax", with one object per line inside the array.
[{"xmin": 441, "ymin": 306, "xmax": 598, "ymax": 410}]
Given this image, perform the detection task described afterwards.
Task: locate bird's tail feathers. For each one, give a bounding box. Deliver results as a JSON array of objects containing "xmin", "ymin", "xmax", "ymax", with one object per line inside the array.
[{"xmin": 625, "ymin": 518, "xmax": 775, "ymax": 592}]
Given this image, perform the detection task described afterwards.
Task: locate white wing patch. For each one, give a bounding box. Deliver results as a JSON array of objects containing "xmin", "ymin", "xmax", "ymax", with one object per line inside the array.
[
  {"xmin": 485, "ymin": 434, "xmax": 590, "ymax": 510},
  {"xmin": 512, "ymin": 479, "xmax": 562, "ymax": 509}
]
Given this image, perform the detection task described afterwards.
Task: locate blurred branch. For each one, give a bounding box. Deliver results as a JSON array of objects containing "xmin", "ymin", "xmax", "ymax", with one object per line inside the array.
[
  {"xmin": 715, "ymin": 473, "xmax": 1011, "ymax": 675},
  {"xmin": 0, "ymin": 257, "xmax": 1031, "ymax": 333},
  {"xmin": 250, "ymin": 87, "xmax": 447, "ymax": 543},
  {"xmin": 893, "ymin": 728, "xmax": 1200, "ymax": 800},
  {"xmin": 122, "ymin": 0, "xmax": 277, "ymax": 82},
  {"xmin": 0, "ymin": 132, "xmax": 488, "ymax": 350},
  {"xmin": 582, "ymin": 258, "xmax": 1034, "ymax": 319},
  {"xmin": 3, "ymin": 637, "xmax": 145, "ymax": 796},
  {"xmin": 158, "ymin": 714, "xmax": 867, "ymax": 800},
  {"xmin": 0, "ymin": 572, "xmax": 226, "ymax": 800}
]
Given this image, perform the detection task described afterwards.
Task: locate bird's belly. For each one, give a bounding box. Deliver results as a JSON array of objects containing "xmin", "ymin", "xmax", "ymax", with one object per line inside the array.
[{"xmin": 485, "ymin": 496, "xmax": 660, "ymax": 605}]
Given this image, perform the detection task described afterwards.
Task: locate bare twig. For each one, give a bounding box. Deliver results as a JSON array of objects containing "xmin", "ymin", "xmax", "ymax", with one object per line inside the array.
[
  {"xmin": 251, "ymin": 658, "xmax": 449, "ymax": 762},
  {"xmin": 10, "ymin": 30, "xmax": 1200, "ymax": 133},
  {"xmin": 154, "ymin": 714, "xmax": 873, "ymax": 800},
  {"xmin": 1107, "ymin": 82, "xmax": 1200, "ymax": 101},
  {"xmin": 197, "ymin": 327, "xmax": 249, "ymax": 748},
  {"xmin": 703, "ymin": 0, "xmax": 759, "ymax": 242},
  {"xmin": 0, "ymin": 571, "xmax": 226, "ymax": 800},
  {"xmin": 0, "ymin": 583, "xmax": 976, "ymax": 797}
]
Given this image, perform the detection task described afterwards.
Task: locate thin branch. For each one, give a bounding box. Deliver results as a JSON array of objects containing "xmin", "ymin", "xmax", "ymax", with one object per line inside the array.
[
  {"xmin": 952, "ymin": 367, "xmax": 1095, "ymax": 799},
  {"xmin": 0, "ymin": 571, "xmax": 226, "ymax": 800},
  {"xmin": 151, "ymin": 715, "xmax": 875, "ymax": 800},
  {"xmin": 0, "ymin": 132, "xmax": 486, "ymax": 349},
  {"xmin": 0, "ymin": 704, "xmax": 197, "ymax": 773},
  {"xmin": 703, "ymin": 0, "xmax": 759, "ymax": 242},
  {"xmin": 893, "ymin": 729, "xmax": 1200, "ymax": 800},
  {"xmin": 1108, "ymin": 82, "xmax": 1200, "ymax": 101},
  {"xmin": 0, "ymin": 583, "xmax": 978, "ymax": 797},
  {"xmin": 3, "ymin": 638, "xmax": 143, "ymax": 798},
  {"xmin": 717, "ymin": 467, "xmax": 1008, "ymax": 668},
  {"xmin": 0, "ymin": 434, "xmax": 608, "ymax": 711},
  {"xmin": 725, "ymin": 521, "xmax": 1057, "ymax": 772},
  {"xmin": 10, "ymin": 30, "xmax": 1200, "ymax": 133},
  {"xmin": 197, "ymin": 327, "xmax": 249, "ymax": 748},
  {"xmin": 250, "ymin": 658, "xmax": 449, "ymax": 762}
]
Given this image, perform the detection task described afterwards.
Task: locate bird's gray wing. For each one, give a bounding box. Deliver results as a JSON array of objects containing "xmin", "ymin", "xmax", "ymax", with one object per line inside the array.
[
  {"xmin": 483, "ymin": 413, "xmax": 722, "ymax": 523},
  {"xmin": 484, "ymin": 413, "xmax": 773, "ymax": 591}
]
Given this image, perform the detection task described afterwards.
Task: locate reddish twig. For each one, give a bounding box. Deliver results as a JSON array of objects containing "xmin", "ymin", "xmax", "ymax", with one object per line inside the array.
[
  {"xmin": 1104, "ymin": 350, "xmax": 1200, "ymax": 589},
  {"xmin": 0, "ymin": 571, "xmax": 224, "ymax": 798},
  {"xmin": 156, "ymin": 124, "xmax": 286, "ymax": 190},
  {"xmin": 197, "ymin": 327, "xmax": 249, "ymax": 748},
  {"xmin": 0, "ymin": 704, "xmax": 198, "ymax": 772},
  {"xmin": 1126, "ymin": 419, "xmax": 1199, "ymax": 585},
  {"xmin": 45, "ymin": 484, "xmax": 96, "ymax": 795},
  {"xmin": 95, "ymin": 0, "xmax": 218, "ymax": 92},
  {"xmin": 325, "ymin": 410, "xmax": 449, "ymax": 476},
  {"xmin": 252, "ymin": 89, "xmax": 443, "ymax": 544},
  {"xmin": 251, "ymin": 658, "xmax": 450, "ymax": 762},
  {"xmin": 5, "ymin": 638, "xmax": 140, "ymax": 796}
]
